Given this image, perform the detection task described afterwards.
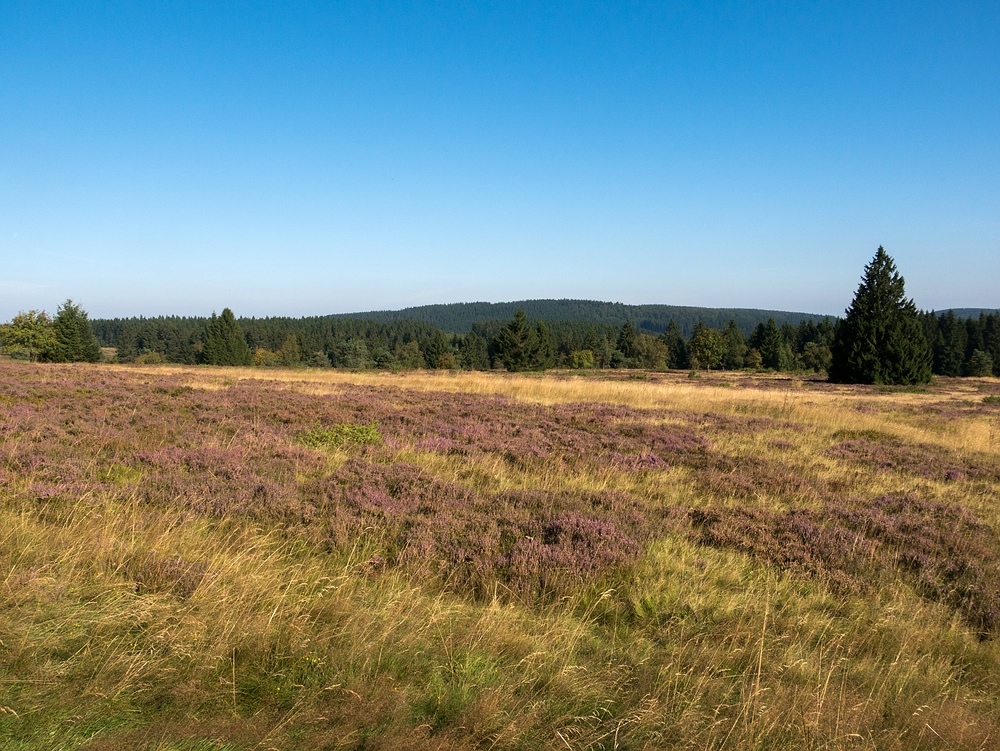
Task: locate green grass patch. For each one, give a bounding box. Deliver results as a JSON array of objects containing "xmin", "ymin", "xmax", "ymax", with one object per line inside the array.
[{"xmin": 298, "ymin": 420, "xmax": 382, "ymax": 449}]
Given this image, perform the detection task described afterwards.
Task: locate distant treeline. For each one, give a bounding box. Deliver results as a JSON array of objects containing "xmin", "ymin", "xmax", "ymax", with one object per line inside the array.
[
  {"xmin": 85, "ymin": 307, "xmax": 1000, "ymax": 376},
  {"xmin": 921, "ymin": 310, "xmax": 1000, "ymax": 377},
  {"xmin": 335, "ymin": 299, "xmax": 834, "ymax": 337}
]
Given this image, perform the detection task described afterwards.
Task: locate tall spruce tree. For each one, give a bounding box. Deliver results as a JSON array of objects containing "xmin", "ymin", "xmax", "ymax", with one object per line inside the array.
[
  {"xmin": 493, "ymin": 309, "xmax": 542, "ymax": 372},
  {"xmin": 829, "ymin": 247, "xmax": 931, "ymax": 384},
  {"xmin": 45, "ymin": 300, "xmax": 101, "ymax": 363},
  {"xmin": 615, "ymin": 318, "xmax": 638, "ymax": 362},
  {"xmin": 755, "ymin": 318, "xmax": 793, "ymax": 371},
  {"xmin": 202, "ymin": 308, "xmax": 251, "ymax": 366},
  {"xmin": 721, "ymin": 319, "xmax": 747, "ymax": 369}
]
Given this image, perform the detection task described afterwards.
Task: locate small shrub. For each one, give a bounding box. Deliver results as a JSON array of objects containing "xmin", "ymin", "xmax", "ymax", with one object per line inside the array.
[
  {"xmin": 299, "ymin": 421, "xmax": 382, "ymax": 449},
  {"xmin": 983, "ymin": 395, "xmax": 1000, "ymax": 405}
]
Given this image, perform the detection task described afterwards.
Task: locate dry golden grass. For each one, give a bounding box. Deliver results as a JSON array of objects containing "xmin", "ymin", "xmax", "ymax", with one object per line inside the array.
[{"xmin": 125, "ymin": 363, "xmax": 1000, "ymax": 451}]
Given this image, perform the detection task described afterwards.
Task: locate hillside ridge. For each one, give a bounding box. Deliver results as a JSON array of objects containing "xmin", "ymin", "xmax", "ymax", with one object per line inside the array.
[{"xmin": 338, "ymin": 298, "xmax": 834, "ymax": 336}]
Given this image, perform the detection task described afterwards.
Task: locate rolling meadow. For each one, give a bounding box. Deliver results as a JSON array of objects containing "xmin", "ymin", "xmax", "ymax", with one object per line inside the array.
[{"xmin": 2, "ymin": 360, "xmax": 1000, "ymax": 750}]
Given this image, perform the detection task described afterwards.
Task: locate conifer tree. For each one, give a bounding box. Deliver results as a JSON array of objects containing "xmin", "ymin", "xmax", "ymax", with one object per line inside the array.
[
  {"xmin": 535, "ymin": 321, "xmax": 554, "ymax": 369},
  {"xmin": 829, "ymin": 247, "xmax": 931, "ymax": 384},
  {"xmin": 933, "ymin": 310, "xmax": 966, "ymax": 376},
  {"xmin": 659, "ymin": 321, "xmax": 688, "ymax": 369},
  {"xmin": 457, "ymin": 332, "xmax": 490, "ymax": 370},
  {"xmin": 45, "ymin": 300, "xmax": 101, "ymax": 362},
  {"xmin": 984, "ymin": 314, "xmax": 1000, "ymax": 376},
  {"xmin": 721, "ymin": 319, "xmax": 747, "ymax": 369},
  {"xmin": 493, "ymin": 309, "xmax": 542, "ymax": 372},
  {"xmin": 615, "ymin": 318, "xmax": 638, "ymax": 363},
  {"xmin": 202, "ymin": 308, "xmax": 251, "ymax": 366},
  {"xmin": 756, "ymin": 318, "xmax": 793, "ymax": 370}
]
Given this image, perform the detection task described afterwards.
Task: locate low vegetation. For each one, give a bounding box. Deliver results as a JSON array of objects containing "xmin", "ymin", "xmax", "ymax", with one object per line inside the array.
[{"xmin": 2, "ymin": 360, "xmax": 999, "ymax": 749}]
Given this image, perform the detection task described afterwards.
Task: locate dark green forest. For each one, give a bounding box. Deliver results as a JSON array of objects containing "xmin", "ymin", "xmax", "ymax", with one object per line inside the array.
[
  {"xmin": 336, "ymin": 299, "xmax": 833, "ymax": 337},
  {"xmin": 73, "ymin": 300, "xmax": 999, "ymax": 377}
]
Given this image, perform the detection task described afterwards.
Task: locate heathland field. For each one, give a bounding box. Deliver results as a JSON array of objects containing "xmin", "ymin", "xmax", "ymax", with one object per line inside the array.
[{"xmin": 2, "ymin": 362, "xmax": 1000, "ymax": 750}]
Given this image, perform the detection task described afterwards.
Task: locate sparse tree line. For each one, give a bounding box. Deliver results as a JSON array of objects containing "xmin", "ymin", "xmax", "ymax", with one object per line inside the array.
[{"xmin": 2, "ymin": 250, "xmax": 997, "ymax": 382}]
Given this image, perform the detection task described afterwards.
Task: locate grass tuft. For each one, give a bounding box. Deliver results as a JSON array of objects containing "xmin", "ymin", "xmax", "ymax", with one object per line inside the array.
[{"xmin": 298, "ymin": 420, "xmax": 382, "ymax": 449}]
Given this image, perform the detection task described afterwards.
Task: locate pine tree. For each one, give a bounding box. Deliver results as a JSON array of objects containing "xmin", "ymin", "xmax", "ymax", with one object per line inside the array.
[
  {"xmin": 721, "ymin": 319, "xmax": 747, "ymax": 369},
  {"xmin": 202, "ymin": 308, "xmax": 251, "ymax": 366},
  {"xmin": 983, "ymin": 314, "xmax": 1000, "ymax": 376},
  {"xmin": 757, "ymin": 318, "xmax": 792, "ymax": 370},
  {"xmin": 829, "ymin": 247, "xmax": 931, "ymax": 384},
  {"xmin": 457, "ymin": 332, "xmax": 490, "ymax": 370},
  {"xmin": 615, "ymin": 319, "xmax": 638, "ymax": 363},
  {"xmin": 932, "ymin": 311, "xmax": 966, "ymax": 376},
  {"xmin": 493, "ymin": 309, "xmax": 542, "ymax": 372},
  {"xmin": 659, "ymin": 321, "xmax": 688, "ymax": 369},
  {"xmin": 45, "ymin": 300, "xmax": 101, "ymax": 363}
]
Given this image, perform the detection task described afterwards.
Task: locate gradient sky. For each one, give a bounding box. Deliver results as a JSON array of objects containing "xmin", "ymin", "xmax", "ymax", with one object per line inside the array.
[{"xmin": 2, "ymin": 2, "xmax": 998, "ymax": 320}]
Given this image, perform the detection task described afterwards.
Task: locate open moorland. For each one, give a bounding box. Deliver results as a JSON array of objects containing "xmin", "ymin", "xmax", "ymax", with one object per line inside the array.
[{"xmin": 2, "ymin": 360, "xmax": 1000, "ymax": 750}]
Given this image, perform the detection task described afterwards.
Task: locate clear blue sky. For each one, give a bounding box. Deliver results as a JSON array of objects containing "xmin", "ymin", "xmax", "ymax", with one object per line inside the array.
[{"xmin": 2, "ymin": 2, "xmax": 998, "ymax": 320}]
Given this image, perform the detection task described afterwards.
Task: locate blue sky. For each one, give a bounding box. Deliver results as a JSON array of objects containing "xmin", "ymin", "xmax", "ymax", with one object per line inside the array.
[{"xmin": 2, "ymin": 2, "xmax": 998, "ymax": 320}]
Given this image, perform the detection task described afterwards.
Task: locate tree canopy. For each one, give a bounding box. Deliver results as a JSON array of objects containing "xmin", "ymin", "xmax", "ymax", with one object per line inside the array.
[{"xmin": 0, "ymin": 310, "xmax": 56, "ymax": 362}]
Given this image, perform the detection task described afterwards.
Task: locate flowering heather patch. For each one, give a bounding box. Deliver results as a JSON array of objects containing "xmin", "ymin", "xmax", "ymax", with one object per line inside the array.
[
  {"xmin": 679, "ymin": 411, "xmax": 802, "ymax": 437},
  {"xmin": 299, "ymin": 458, "xmax": 649, "ymax": 594},
  {"xmin": 691, "ymin": 493, "xmax": 1000, "ymax": 636},
  {"xmin": 259, "ymin": 386, "xmax": 714, "ymax": 472},
  {"xmin": 133, "ymin": 443, "xmax": 319, "ymax": 519},
  {"xmin": 826, "ymin": 430, "xmax": 999, "ymax": 482}
]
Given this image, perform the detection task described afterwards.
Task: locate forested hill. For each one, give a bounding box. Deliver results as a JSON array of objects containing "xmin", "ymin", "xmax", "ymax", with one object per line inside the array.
[
  {"xmin": 936, "ymin": 308, "xmax": 1000, "ymax": 320},
  {"xmin": 341, "ymin": 299, "xmax": 833, "ymax": 337}
]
